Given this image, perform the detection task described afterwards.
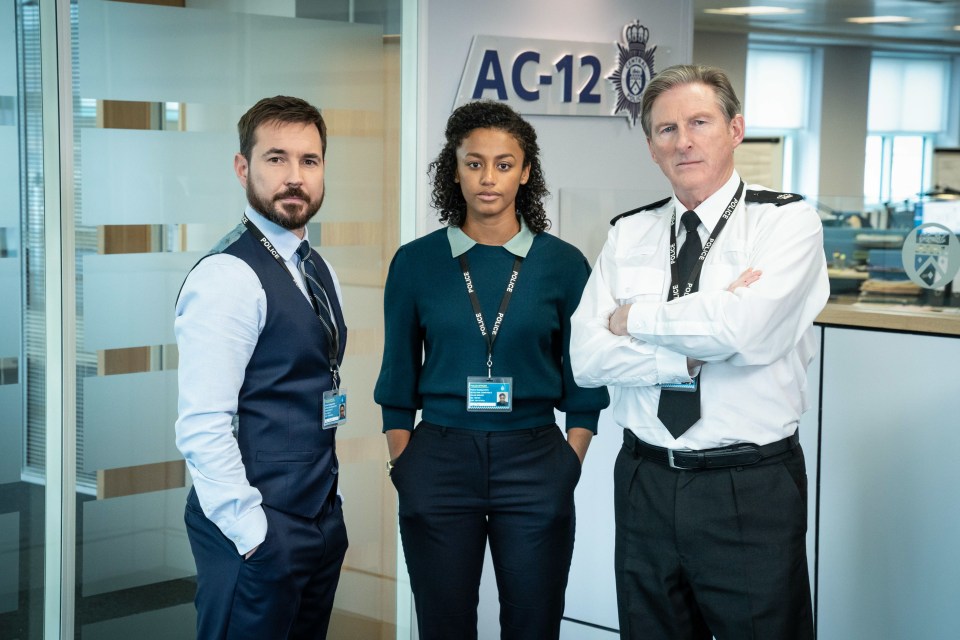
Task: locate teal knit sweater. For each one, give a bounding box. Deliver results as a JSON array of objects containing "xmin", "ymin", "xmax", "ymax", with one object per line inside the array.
[{"xmin": 375, "ymin": 227, "xmax": 609, "ymax": 432}]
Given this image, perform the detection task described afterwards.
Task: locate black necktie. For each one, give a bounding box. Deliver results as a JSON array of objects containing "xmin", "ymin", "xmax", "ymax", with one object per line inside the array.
[
  {"xmin": 657, "ymin": 211, "xmax": 702, "ymax": 439},
  {"xmin": 296, "ymin": 240, "xmax": 338, "ymax": 349}
]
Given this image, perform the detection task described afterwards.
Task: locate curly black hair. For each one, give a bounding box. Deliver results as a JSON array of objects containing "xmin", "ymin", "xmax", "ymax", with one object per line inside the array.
[{"xmin": 428, "ymin": 101, "xmax": 551, "ymax": 233}]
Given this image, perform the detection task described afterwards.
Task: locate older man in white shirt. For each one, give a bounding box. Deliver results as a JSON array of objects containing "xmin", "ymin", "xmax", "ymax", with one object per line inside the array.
[{"xmin": 570, "ymin": 64, "xmax": 828, "ymax": 640}]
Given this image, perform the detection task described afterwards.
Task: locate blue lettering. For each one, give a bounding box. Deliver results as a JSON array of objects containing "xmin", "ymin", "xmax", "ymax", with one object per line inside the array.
[
  {"xmin": 472, "ymin": 50, "xmax": 508, "ymax": 100},
  {"xmin": 512, "ymin": 50, "xmax": 540, "ymax": 101}
]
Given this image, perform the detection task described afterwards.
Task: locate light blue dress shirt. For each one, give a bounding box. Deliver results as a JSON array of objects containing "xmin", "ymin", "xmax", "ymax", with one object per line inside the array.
[{"xmin": 174, "ymin": 206, "xmax": 342, "ymax": 555}]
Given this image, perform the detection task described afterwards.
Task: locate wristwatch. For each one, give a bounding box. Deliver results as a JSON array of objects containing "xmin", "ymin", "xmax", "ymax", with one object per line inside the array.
[{"xmin": 386, "ymin": 458, "xmax": 396, "ymax": 473}]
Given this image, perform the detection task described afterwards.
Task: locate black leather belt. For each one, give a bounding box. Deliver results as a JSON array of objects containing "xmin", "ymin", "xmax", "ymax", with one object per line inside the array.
[{"xmin": 623, "ymin": 429, "xmax": 799, "ymax": 470}]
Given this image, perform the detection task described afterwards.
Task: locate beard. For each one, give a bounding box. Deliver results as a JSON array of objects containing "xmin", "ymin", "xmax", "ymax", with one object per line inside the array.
[{"xmin": 247, "ymin": 182, "xmax": 324, "ymax": 231}]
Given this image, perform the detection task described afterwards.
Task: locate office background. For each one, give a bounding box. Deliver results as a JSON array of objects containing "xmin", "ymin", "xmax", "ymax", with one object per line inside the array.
[{"xmin": 1, "ymin": 1, "xmax": 958, "ymax": 639}]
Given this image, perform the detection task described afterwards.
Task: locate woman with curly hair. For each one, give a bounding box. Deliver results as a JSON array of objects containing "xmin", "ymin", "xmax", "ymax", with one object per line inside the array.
[{"xmin": 375, "ymin": 100, "xmax": 609, "ymax": 639}]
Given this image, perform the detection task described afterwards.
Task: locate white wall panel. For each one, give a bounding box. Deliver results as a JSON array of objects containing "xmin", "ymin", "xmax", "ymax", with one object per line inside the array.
[
  {"xmin": 818, "ymin": 328, "xmax": 960, "ymax": 639},
  {"xmin": 562, "ymin": 418, "xmax": 622, "ymax": 631},
  {"xmin": 82, "ymin": 252, "xmax": 201, "ymax": 351},
  {"xmin": 559, "ymin": 187, "xmax": 671, "ymax": 265}
]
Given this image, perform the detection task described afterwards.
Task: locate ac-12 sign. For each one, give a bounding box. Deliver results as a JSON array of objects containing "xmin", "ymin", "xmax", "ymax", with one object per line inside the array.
[
  {"xmin": 454, "ymin": 35, "xmax": 618, "ymax": 117},
  {"xmin": 472, "ymin": 49, "xmax": 604, "ymax": 104}
]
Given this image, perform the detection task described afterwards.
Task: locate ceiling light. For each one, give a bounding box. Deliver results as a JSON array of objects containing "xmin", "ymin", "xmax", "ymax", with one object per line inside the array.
[
  {"xmin": 846, "ymin": 16, "xmax": 916, "ymax": 24},
  {"xmin": 704, "ymin": 6, "xmax": 804, "ymax": 16}
]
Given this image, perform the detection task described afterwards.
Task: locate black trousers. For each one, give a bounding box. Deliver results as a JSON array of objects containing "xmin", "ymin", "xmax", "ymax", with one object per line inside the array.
[
  {"xmin": 390, "ymin": 422, "xmax": 582, "ymax": 640},
  {"xmin": 614, "ymin": 436, "xmax": 814, "ymax": 640},
  {"xmin": 184, "ymin": 487, "xmax": 348, "ymax": 640}
]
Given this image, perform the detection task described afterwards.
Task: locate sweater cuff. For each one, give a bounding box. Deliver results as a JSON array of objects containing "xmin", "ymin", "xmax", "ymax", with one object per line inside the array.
[
  {"xmin": 564, "ymin": 411, "xmax": 600, "ymax": 434},
  {"xmin": 381, "ymin": 406, "xmax": 416, "ymax": 432}
]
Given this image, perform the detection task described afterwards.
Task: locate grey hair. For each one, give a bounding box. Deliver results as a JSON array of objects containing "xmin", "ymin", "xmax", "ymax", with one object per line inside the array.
[{"xmin": 640, "ymin": 64, "xmax": 741, "ymax": 137}]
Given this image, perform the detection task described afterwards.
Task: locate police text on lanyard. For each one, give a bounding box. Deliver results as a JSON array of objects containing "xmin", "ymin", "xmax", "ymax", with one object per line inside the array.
[
  {"xmin": 241, "ymin": 215, "xmax": 342, "ymax": 382},
  {"xmin": 459, "ymin": 254, "xmax": 523, "ymax": 379},
  {"xmin": 667, "ymin": 181, "xmax": 745, "ymax": 300}
]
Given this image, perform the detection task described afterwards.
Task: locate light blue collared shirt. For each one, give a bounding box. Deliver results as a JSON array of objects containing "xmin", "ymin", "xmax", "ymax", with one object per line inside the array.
[
  {"xmin": 446, "ymin": 215, "xmax": 536, "ymax": 258},
  {"xmin": 174, "ymin": 207, "xmax": 342, "ymax": 555}
]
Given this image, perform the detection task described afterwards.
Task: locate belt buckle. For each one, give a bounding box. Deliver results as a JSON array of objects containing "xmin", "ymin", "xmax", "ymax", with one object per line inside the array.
[{"xmin": 667, "ymin": 448, "xmax": 688, "ymax": 470}]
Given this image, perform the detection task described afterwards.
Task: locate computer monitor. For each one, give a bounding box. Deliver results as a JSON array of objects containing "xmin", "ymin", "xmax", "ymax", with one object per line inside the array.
[{"xmin": 920, "ymin": 199, "xmax": 960, "ymax": 233}]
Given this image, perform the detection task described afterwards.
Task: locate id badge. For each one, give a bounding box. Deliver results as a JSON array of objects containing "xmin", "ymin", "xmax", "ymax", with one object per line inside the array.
[
  {"xmin": 466, "ymin": 377, "xmax": 513, "ymax": 412},
  {"xmin": 659, "ymin": 378, "xmax": 698, "ymax": 393},
  {"xmin": 322, "ymin": 387, "xmax": 347, "ymax": 429}
]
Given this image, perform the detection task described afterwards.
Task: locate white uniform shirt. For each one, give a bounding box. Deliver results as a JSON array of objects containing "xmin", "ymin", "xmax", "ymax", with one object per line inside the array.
[{"xmin": 571, "ymin": 171, "xmax": 829, "ymax": 450}]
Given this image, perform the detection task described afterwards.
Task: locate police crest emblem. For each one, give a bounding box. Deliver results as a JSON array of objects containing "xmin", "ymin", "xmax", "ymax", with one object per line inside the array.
[{"xmin": 608, "ymin": 21, "xmax": 656, "ymax": 127}]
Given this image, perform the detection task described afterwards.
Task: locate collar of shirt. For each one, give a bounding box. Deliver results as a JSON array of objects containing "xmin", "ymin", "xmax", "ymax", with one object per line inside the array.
[
  {"xmin": 672, "ymin": 170, "xmax": 743, "ymax": 238},
  {"xmin": 446, "ymin": 215, "xmax": 535, "ymax": 258},
  {"xmin": 245, "ymin": 205, "xmax": 309, "ymax": 264}
]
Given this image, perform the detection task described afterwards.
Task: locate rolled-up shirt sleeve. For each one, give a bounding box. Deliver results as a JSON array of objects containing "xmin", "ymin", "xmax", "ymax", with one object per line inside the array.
[{"xmin": 174, "ymin": 254, "xmax": 267, "ymax": 555}]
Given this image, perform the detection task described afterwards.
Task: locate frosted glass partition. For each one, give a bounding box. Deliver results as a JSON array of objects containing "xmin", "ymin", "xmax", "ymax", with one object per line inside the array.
[
  {"xmin": 0, "ymin": 257, "xmax": 17, "ymax": 357},
  {"xmin": 315, "ymin": 245, "xmax": 383, "ymax": 288},
  {"xmin": 82, "ymin": 370, "xmax": 179, "ymax": 473},
  {"xmin": 321, "ymin": 137, "xmax": 383, "ymax": 222},
  {"xmin": 79, "ymin": 0, "xmax": 382, "ymax": 109},
  {"xmin": 80, "ymin": 129, "xmax": 381, "ymax": 226},
  {"xmin": 82, "ymin": 252, "xmax": 201, "ymax": 351},
  {"xmin": 71, "ymin": 0, "xmax": 401, "ymax": 635},
  {"xmin": 0, "ymin": 127, "xmax": 20, "ymax": 228},
  {"xmin": 0, "ymin": 512, "xmax": 17, "ymax": 614},
  {"xmin": 0, "ymin": 5, "xmax": 14, "ymax": 96},
  {"xmin": 81, "ymin": 604, "xmax": 196, "ymax": 640},
  {"xmin": 0, "ymin": 385, "xmax": 22, "ymax": 484},
  {"xmin": 82, "ymin": 487, "xmax": 194, "ymax": 596},
  {"xmin": 80, "ymin": 129, "xmax": 242, "ymax": 226}
]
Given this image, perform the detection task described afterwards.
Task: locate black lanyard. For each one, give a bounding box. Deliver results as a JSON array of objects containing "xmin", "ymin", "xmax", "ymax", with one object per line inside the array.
[
  {"xmin": 241, "ymin": 214, "xmax": 340, "ymax": 369},
  {"xmin": 459, "ymin": 253, "xmax": 523, "ymax": 378},
  {"xmin": 667, "ymin": 181, "xmax": 744, "ymax": 300}
]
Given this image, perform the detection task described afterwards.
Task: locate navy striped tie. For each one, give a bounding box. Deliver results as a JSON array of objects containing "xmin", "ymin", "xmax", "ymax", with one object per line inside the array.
[{"xmin": 296, "ymin": 240, "xmax": 338, "ymax": 348}]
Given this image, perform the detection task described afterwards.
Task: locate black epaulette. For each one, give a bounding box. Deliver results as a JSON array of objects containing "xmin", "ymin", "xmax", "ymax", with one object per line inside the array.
[
  {"xmin": 745, "ymin": 189, "xmax": 803, "ymax": 206},
  {"xmin": 610, "ymin": 196, "xmax": 671, "ymax": 226}
]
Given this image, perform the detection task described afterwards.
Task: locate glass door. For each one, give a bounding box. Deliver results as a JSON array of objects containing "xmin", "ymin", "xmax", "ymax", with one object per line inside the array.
[
  {"xmin": 4, "ymin": 0, "xmax": 412, "ymax": 637},
  {"xmin": 0, "ymin": 1, "xmax": 48, "ymax": 637}
]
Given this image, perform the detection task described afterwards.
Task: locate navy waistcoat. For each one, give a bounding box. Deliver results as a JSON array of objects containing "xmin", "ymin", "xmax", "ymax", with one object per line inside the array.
[{"xmin": 205, "ymin": 226, "xmax": 348, "ymax": 518}]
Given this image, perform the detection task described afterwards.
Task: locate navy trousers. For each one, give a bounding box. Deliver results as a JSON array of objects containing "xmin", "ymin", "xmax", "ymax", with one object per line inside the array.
[
  {"xmin": 184, "ymin": 487, "xmax": 348, "ymax": 640},
  {"xmin": 613, "ymin": 436, "xmax": 814, "ymax": 640},
  {"xmin": 390, "ymin": 422, "xmax": 582, "ymax": 640}
]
